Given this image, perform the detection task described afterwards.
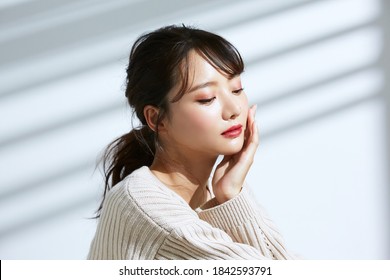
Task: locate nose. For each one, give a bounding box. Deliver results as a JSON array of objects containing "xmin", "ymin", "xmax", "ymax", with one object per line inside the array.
[{"xmin": 221, "ymin": 93, "xmax": 241, "ymax": 120}]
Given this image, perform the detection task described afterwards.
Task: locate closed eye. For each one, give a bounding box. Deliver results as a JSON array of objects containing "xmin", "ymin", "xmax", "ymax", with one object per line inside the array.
[
  {"xmin": 197, "ymin": 97, "xmax": 216, "ymax": 104},
  {"xmin": 232, "ymin": 87, "xmax": 244, "ymax": 95}
]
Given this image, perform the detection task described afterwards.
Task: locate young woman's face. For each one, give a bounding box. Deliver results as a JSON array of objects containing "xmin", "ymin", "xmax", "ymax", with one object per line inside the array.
[{"xmin": 161, "ymin": 51, "xmax": 249, "ymax": 157}]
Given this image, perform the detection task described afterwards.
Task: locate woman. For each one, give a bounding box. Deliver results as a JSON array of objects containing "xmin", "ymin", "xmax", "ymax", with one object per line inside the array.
[{"xmin": 88, "ymin": 25, "xmax": 296, "ymax": 260}]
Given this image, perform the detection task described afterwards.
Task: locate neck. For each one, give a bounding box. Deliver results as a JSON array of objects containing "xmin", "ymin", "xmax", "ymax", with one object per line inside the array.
[{"xmin": 150, "ymin": 146, "xmax": 217, "ymax": 209}]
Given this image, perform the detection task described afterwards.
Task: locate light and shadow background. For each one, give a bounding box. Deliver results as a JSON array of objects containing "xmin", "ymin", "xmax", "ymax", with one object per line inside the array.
[{"xmin": 0, "ymin": 0, "xmax": 389, "ymax": 259}]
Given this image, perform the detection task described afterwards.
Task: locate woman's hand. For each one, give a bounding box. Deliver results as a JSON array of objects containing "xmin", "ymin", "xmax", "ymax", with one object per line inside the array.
[{"xmin": 212, "ymin": 104, "xmax": 259, "ymax": 204}]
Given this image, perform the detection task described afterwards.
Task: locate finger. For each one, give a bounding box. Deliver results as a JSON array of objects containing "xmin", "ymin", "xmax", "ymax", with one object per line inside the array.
[
  {"xmin": 251, "ymin": 104, "xmax": 257, "ymax": 119},
  {"xmin": 244, "ymin": 105, "xmax": 257, "ymax": 147},
  {"xmin": 240, "ymin": 108, "xmax": 259, "ymax": 164},
  {"xmin": 249, "ymin": 104, "xmax": 256, "ymax": 126},
  {"xmin": 251, "ymin": 105, "xmax": 259, "ymax": 146},
  {"xmin": 251, "ymin": 119, "xmax": 259, "ymax": 147},
  {"xmin": 217, "ymin": 155, "xmax": 232, "ymax": 167},
  {"xmin": 249, "ymin": 104, "xmax": 257, "ymax": 139},
  {"xmin": 244, "ymin": 105, "xmax": 256, "ymax": 146}
]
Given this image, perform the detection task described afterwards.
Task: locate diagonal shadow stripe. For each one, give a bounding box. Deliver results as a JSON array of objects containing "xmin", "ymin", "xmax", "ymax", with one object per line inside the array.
[
  {"xmin": 0, "ymin": 0, "xmax": 235, "ymax": 66},
  {"xmin": 0, "ymin": 159, "xmax": 96, "ymax": 204},
  {"xmin": 0, "ymin": 0, "xmax": 341, "ymax": 100},
  {"xmin": 377, "ymin": 0, "xmax": 390, "ymax": 258},
  {"xmin": 0, "ymin": 91, "xmax": 383, "ymax": 240},
  {"xmin": 0, "ymin": 0, "xmax": 87, "ymax": 25},
  {"xmin": 0, "ymin": 101, "xmax": 124, "ymax": 149},
  {"xmin": 0, "ymin": 195, "xmax": 97, "ymax": 240},
  {"xmin": 0, "ymin": 17, "xmax": 380, "ymax": 150},
  {"xmin": 0, "ymin": 64, "xmax": 382, "ymax": 209},
  {"xmin": 255, "ymin": 63, "xmax": 378, "ymax": 108},
  {"xmin": 0, "ymin": 19, "xmax": 378, "ymax": 101},
  {"xmin": 0, "ymin": 0, "xmax": 386, "ymax": 259},
  {"xmin": 0, "ymin": 63, "xmax": 378, "ymax": 151},
  {"xmin": 244, "ymin": 20, "xmax": 379, "ymax": 69},
  {"xmin": 261, "ymin": 92, "xmax": 383, "ymax": 141},
  {"xmin": 212, "ymin": 0, "xmax": 322, "ymax": 32}
]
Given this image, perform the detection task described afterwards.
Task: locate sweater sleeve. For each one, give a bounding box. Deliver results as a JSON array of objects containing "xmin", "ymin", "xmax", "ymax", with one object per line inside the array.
[
  {"xmin": 155, "ymin": 218, "xmax": 271, "ymax": 259},
  {"xmin": 87, "ymin": 167, "xmax": 297, "ymax": 260},
  {"xmin": 196, "ymin": 186, "xmax": 296, "ymax": 259}
]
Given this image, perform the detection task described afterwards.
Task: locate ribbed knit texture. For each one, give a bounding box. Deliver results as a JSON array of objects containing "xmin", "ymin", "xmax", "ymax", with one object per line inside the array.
[{"xmin": 87, "ymin": 166, "xmax": 296, "ymax": 260}]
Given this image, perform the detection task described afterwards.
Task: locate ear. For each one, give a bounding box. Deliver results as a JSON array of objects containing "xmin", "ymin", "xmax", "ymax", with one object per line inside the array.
[{"xmin": 143, "ymin": 105, "xmax": 165, "ymax": 132}]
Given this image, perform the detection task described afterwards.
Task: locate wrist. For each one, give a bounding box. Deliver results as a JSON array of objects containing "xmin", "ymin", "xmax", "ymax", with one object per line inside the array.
[{"xmin": 215, "ymin": 185, "xmax": 243, "ymax": 205}]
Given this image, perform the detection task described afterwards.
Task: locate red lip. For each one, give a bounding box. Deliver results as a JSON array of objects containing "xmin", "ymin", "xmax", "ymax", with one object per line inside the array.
[{"xmin": 221, "ymin": 124, "xmax": 243, "ymax": 138}]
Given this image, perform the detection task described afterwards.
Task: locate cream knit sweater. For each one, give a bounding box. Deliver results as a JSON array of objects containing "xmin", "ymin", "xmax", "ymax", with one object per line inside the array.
[{"xmin": 87, "ymin": 166, "xmax": 296, "ymax": 260}]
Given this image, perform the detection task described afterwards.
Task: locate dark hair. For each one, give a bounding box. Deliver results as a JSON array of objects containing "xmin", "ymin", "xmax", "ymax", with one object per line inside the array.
[{"xmin": 95, "ymin": 24, "xmax": 244, "ymax": 217}]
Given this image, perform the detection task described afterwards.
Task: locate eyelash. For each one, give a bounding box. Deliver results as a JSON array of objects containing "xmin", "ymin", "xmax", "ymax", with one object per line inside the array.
[
  {"xmin": 197, "ymin": 97, "xmax": 216, "ymax": 104},
  {"xmin": 232, "ymin": 87, "xmax": 244, "ymax": 94},
  {"xmin": 197, "ymin": 88, "xmax": 244, "ymax": 104}
]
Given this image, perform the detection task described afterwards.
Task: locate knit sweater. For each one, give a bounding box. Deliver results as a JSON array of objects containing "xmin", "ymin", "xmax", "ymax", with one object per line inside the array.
[{"xmin": 87, "ymin": 166, "xmax": 296, "ymax": 260}]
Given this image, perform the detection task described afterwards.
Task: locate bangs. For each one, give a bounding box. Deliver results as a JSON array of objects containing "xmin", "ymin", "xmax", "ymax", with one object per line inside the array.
[
  {"xmin": 171, "ymin": 31, "xmax": 244, "ymax": 103},
  {"xmin": 196, "ymin": 41, "xmax": 244, "ymax": 79}
]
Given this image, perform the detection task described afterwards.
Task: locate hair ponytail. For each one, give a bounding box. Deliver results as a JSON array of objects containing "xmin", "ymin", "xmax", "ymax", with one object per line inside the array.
[
  {"xmin": 94, "ymin": 24, "xmax": 244, "ymax": 218},
  {"xmin": 95, "ymin": 126, "xmax": 155, "ymax": 217}
]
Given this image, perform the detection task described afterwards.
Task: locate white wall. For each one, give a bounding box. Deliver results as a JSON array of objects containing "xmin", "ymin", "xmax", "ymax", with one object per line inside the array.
[{"xmin": 0, "ymin": 0, "xmax": 388, "ymax": 259}]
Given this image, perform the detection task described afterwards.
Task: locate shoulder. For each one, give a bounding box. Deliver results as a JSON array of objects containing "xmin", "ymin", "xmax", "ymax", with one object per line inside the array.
[{"xmin": 102, "ymin": 166, "xmax": 198, "ymax": 232}]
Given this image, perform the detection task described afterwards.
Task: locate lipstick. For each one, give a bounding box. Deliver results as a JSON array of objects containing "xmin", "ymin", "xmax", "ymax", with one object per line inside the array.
[{"xmin": 221, "ymin": 124, "xmax": 243, "ymax": 138}]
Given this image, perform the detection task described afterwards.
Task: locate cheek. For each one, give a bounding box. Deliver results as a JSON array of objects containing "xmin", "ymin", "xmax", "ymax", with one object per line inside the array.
[
  {"xmin": 241, "ymin": 93, "xmax": 249, "ymax": 108},
  {"xmin": 180, "ymin": 109, "xmax": 216, "ymax": 133},
  {"xmin": 238, "ymin": 94, "xmax": 249, "ymax": 120}
]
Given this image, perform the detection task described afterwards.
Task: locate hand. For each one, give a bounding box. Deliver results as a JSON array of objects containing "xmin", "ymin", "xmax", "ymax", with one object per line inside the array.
[{"xmin": 212, "ymin": 104, "xmax": 259, "ymax": 204}]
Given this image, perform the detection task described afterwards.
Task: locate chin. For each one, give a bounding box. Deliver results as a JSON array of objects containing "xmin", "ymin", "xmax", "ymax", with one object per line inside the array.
[
  {"xmin": 221, "ymin": 151, "xmax": 240, "ymax": 156},
  {"xmin": 219, "ymin": 141, "xmax": 245, "ymax": 156}
]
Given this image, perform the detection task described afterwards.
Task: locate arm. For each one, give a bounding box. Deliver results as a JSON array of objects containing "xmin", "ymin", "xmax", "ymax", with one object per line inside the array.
[
  {"xmin": 155, "ymin": 204, "xmax": 271, "ymax": 260},
  {"xmin": 154, "ymin": 187, "xmax": 295, "ymax": 260},
  {"xmin": 198, "ymin": 186, "xmax": 296, "ymax": 259},
  {"xmin": 203, "ymin": 105, "xmax": 297, "ymax": 259}
]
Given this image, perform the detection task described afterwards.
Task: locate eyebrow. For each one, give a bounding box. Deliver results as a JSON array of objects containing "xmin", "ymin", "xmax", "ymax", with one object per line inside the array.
[{"xmin": 188, "ymin": 81, "xmax": 218, "ymax": 93}]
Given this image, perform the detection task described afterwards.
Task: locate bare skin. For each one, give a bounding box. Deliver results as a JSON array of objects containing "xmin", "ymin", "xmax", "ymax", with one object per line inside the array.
[{"xmin": 145, "ymin": 52, "xmax": 259, "ymax": 209}]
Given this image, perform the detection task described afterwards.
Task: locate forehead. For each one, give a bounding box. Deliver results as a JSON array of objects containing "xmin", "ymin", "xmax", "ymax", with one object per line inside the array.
[
  {"xmin": 187, "ymin": 51, "xmax": 219, "ymax": 82},
  {"xmin": 169, "ymin": 50, "xmax": 239, "ymax": 102},
  {"xmin": 168, "ymin": 51, "xmax": 216, "ymax": 98}
]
